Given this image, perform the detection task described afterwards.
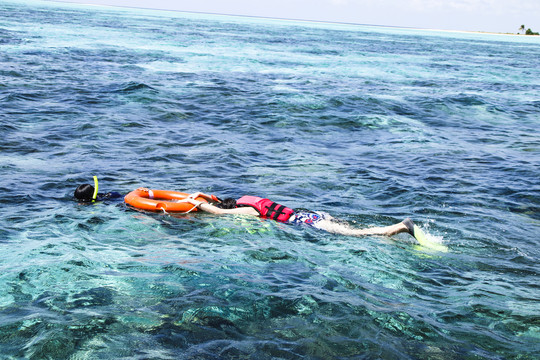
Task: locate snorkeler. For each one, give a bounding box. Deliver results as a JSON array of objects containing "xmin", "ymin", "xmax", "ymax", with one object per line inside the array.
[
  {"xmin": 174, "ymin": 191, "xmax": 425, "ymax": 240},
  {"xmin": 74, "ymin": 176, "xmax": 122, "ymax": 203}
]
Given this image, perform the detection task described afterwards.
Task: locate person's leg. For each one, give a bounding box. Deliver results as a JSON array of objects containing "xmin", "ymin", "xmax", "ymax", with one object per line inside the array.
[
  {"xmin": 315, "ymin": 218, "xmax": 410, "ymax": 237},
  {"xmin": 289, "ymin": 211, "xmax": 415, "ymax": 239}
]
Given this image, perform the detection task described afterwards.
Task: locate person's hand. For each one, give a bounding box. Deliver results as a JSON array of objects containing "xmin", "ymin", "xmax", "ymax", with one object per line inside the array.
[
  {"xmin": 136, "ymin": 187, "xmax": 149, "ymax": 192},
  {"xmin": 188, "ymin": 192, "xmax": 202, "ymax": 199}
]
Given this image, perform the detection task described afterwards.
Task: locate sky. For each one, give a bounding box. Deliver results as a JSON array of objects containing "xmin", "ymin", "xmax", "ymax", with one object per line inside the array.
[{"xmin": 55, "ymin": 0, "xmax": 539, "ymax": 34}]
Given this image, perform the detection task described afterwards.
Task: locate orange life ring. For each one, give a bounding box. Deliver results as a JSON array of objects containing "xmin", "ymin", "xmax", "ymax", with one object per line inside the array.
[{"xmin": 124, "ymin": 189, "xmax": 207, "ymax": 213}]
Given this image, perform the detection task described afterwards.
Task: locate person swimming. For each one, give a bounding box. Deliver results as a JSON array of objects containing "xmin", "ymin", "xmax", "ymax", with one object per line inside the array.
[
  {"xmin": 175, "ymin": 191, "xmax": 425, "ymax": 240},
  {"xmin": 74, "ymin": 176, "xmax": 122, "ymax": 203}
]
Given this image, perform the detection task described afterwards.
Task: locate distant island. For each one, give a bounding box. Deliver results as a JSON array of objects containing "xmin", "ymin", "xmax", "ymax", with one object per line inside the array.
[{"xmin": 519, "ymin": 25, "xmax": 539, "ymax": 35}]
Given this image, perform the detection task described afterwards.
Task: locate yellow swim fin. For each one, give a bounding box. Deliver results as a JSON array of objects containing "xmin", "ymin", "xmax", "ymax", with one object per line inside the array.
[{"xmin": 404, "ymin": 218, "xmax": 448, "ymax": 252}]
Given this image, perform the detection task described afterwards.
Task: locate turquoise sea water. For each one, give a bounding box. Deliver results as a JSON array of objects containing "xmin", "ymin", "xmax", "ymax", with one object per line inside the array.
[{"xmin": 1, "ymin": 0, "xmax": 540, "ymax": 358}]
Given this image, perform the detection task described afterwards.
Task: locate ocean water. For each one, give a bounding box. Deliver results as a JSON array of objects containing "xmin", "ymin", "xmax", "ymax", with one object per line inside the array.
[{"xmin": 1, "ymin": 0, "xmax": 539, "ymax": 358}]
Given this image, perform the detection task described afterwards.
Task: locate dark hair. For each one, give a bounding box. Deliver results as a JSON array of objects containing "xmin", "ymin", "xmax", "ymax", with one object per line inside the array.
[
  {"xmin": 74, "ymin": 184, "xmax": 95, "ymax": 202},
  {"xmin": 217, "ymin": 198, "xmax": 237, "ymax": 209}
]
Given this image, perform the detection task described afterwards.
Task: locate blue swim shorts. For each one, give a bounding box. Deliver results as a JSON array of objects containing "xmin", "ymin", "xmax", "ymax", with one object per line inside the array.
[{"xmin": 287, "ymin": 211, "xmax": 331, "ymax": 229}]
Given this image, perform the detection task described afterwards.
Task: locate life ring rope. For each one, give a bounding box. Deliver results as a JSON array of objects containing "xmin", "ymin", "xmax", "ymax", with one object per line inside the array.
[{"xmin": 124, "ymin": 188, "xmax": 207, "ymax": 213}]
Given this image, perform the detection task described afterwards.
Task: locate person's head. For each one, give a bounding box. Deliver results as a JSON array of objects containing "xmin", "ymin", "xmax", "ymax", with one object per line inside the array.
[
  {"xmin": 217, "ymin": 198, "xmax": 237, "ymax": 209},
  {"xmin": 74, "ymin": 184, "xmax": 95, "ymax": 202}
]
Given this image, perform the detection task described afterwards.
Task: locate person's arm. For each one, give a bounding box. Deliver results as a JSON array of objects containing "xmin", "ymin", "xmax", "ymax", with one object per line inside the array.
[
  {"xmin": 182, "ymin": 198, "xmax": 259, "ymax": 216},
  {"xmin": 187, "ymin": 192, "xmax": 218, "ymax": 202}
]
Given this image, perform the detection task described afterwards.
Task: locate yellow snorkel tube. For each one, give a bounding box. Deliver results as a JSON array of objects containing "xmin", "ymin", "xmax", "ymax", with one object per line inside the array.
[{"xmin": 92, "ymin": 176, "xmax": 99, "ymax": 202}]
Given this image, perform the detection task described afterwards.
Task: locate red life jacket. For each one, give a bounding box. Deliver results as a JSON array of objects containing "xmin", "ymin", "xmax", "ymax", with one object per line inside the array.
[{"xmin": 236, "ymin": 195, "xmax": 294, "ymax": 222}]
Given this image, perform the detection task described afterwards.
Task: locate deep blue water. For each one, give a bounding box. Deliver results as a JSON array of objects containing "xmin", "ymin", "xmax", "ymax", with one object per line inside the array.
[{"xmin": 1, "ymin": 1, "xmax": 539, "ymax": 359}]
